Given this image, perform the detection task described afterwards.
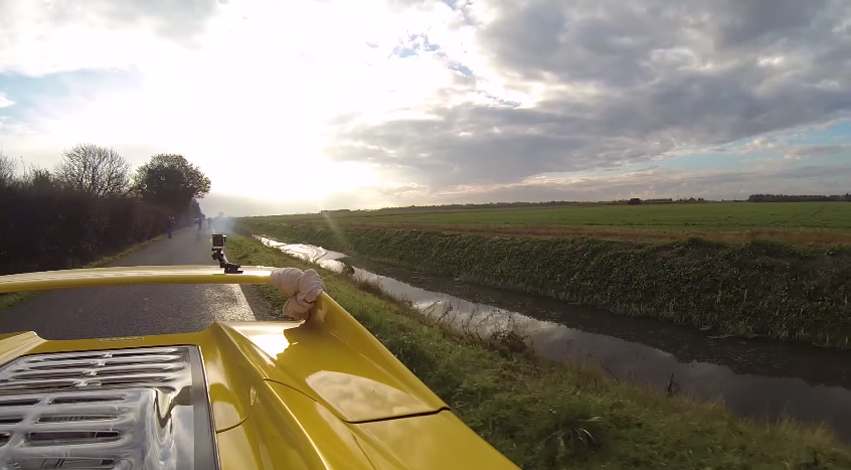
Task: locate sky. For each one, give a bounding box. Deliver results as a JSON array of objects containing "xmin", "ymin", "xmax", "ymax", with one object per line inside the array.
[{"xmin": 0, "ymin": 0, "xmax": 849, "ymax": 216}]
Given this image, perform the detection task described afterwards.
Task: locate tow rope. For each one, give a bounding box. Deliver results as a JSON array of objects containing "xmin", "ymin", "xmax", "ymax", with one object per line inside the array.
[{"xmin": 269, "ymin": 268, "xmax": 326, "ymax": 321}]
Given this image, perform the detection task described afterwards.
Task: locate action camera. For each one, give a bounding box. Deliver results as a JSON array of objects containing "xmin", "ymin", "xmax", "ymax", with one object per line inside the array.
[{"xmin": 211, "ymin": 234, "xmax": 226, "ymax": 251}]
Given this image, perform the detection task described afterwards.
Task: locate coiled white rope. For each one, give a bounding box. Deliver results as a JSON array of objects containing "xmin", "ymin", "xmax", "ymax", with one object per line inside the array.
[{"xmin": 269, "ymin": 267, "xmax": 326, "ymax": 321}]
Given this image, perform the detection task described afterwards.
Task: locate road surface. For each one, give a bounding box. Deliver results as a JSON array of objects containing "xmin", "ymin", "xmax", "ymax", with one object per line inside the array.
[{"xmin": 0, "ymin": 229, "xmax": 257, "ymax": 340}]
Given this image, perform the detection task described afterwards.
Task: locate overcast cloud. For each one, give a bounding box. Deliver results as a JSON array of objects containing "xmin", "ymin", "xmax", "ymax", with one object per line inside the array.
[
  {"xmin": 328, "ymin": 0, "xmax": 851, "ymax": 190},
  {"xmin": 0, "ymin": 0, "xmax": 849, "ymax": 215}
]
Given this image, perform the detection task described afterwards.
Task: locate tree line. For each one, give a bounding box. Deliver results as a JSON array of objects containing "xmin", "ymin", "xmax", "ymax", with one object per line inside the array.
[
  {"xmin": 0, "ymin": 144, "xmax": 211, "ymax": 276},
  {"xmin": 747, "ymin": 194, "xmax": 851, "ymax": 202},
  {"xmin": 321, "ymin": 197, "xmax": 710, "ymax": 215},
  {"xmin": 321, "ymin": 200, "xmax": 622, "ymax": 215},
  {"xmin": 321, "ymin": 193, "xmax": 850, "ymax": 216}
]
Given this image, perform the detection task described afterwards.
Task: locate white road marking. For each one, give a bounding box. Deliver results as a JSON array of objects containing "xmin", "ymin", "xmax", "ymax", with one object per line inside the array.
[
  {"xmin": 205, "ymin": 284, "xmax": 257, "ymax": 322},
  {"xmin": 227, "ymin": 284, "xmax": 257, "ymax": 321}
]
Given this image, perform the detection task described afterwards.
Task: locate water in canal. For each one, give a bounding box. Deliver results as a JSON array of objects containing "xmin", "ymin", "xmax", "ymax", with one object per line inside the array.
[{"xmin": 257, "ymin": 236, "xmax": 851, "ymax": 441}]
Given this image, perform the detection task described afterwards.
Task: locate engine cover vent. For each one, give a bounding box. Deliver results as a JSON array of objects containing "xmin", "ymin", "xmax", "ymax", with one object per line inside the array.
[{"xmin": 0, "ymin": 346, "xmax": 217, "ymax": 470}]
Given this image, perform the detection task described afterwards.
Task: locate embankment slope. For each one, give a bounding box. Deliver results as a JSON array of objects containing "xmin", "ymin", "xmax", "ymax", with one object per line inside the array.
[{"xmin": 238, "ymin": 221, "xmax": 851, "ymax": 347}]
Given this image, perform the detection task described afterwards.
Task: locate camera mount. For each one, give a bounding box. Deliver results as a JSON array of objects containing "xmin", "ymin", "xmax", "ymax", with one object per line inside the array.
[{"xmin": 211, "ymin": 234, "xmax": 243, "ymax": 274}]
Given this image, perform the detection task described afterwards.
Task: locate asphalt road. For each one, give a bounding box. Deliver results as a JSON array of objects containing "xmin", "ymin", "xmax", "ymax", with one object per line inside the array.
[{"xmin": 0, "ymin": 228, "xmax": 257, "ymax": 340}]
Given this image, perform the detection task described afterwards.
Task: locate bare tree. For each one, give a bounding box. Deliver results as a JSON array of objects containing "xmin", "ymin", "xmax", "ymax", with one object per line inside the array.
[
  {"xmin": 0, "ymin": 151, "xmax": 16, "ymax": 188},
  {"xmin": 55, "ymin": 144, "xmax": 131, "ymax": 197}
]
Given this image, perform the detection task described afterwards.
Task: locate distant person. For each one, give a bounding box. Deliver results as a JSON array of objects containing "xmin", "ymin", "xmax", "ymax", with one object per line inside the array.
[
  {"xmin": 167, "ymin": 216, "xmax": 174, "ymax": 239},
  {"xmin": 197, "ymin": 215, "xmax": 204, "ymax": 231},
  {"xmin": 207, "ymin": 218, "xmax": 212, "ymax": 230}
]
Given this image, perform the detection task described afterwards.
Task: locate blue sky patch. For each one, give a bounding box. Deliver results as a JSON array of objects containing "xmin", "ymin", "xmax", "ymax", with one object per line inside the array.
[
  {"xmin": 786, "ymin": 119, "xmax": 851, "ymax": 146},
  {"xmin": 390, "ymin": 33, "xmax": 439, "ymax": 59},
  {"xmin": 661, "ymin": 151, "xmax": 773, "ymax": 171},
  {"xmin": 449, "ymin": 62, "xmax": 473, "ymax": 77},
  {"xmin": 0, "ymin": 68, "xmax": 142, "ymax": 124}
]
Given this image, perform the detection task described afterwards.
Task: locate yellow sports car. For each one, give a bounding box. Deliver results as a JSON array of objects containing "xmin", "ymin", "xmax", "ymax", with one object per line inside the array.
[{"xmin": 0, "ymin": 236, "xmax": 519, "ymax": 469}]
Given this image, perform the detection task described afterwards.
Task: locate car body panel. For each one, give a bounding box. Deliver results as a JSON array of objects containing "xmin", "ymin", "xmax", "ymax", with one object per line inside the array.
[
  {"xmin": 0, "ymin": 265, "xmax": 519, "ymax": 469},
  {"xmin": 350, "ymin": 412, "xmax": 520, "ymax": 470},
  {"xmin": 0, "ymin": 265, "xmax": 275, "ymax": 293}
]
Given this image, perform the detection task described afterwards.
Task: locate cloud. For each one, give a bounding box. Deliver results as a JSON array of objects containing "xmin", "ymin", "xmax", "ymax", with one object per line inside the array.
[
  {"xmin": 404, "ymin": 162, "xmax": 851, "ymax": 205},
  {"xmin": 327, "ymin": 0, "xmax": 851, "ymax": 194},
  {"xmin": 204, "ymin": 160, "xmax": 851, "ymax": 216},
  {"xmin": 201, "ymin": 188, "xmax": 392, "ymax": 217},
  {"xmin": 0, "ymin": 0, "xmax": 221, "ymax": 76},
  {"xmin": 782, "ymin": 145, "xmax": 849, "ymax": 161},
  {"xmin": 1, "ymin": 0, "xmax": 850, "ymax": 214},
  {"xmin": 0, "ymin": 93, "xmax": 13, "ymax": 108}
]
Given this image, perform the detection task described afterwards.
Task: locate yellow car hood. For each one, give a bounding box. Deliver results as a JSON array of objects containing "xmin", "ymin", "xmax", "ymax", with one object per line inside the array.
[
  {"xmin": 0, "ymin": 318, "xmax": 444, "ymax": 430},
  {"xmin": 0, "ymin": 266, "xmax": 520, "ymax": 469}
]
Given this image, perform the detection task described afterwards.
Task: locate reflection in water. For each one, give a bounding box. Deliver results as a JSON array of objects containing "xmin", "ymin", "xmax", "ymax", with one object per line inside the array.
[{"xmin": 257, "ymin": 236, "xmax": 851, "ymax": 441}]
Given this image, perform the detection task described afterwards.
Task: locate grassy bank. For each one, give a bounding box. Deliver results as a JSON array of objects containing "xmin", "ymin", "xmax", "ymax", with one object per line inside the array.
[
  {"xmin": 0, "ymin": 234, "xmax": 166, "ymax": 311},
  {"xmin": 226, "ymin": 234, "xmax": 851, "ymax": 469},
  {"xmin": 237, "ymin": 220, "xmax": 851, "ymax": 348}
]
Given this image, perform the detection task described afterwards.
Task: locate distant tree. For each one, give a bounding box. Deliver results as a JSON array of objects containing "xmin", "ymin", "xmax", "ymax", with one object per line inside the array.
[
  {"xmin": 132, "ymin": 154, "xmax": 211, "ymax": 214},
  {"xmin": 628, "ymin": 198, "xmax": 642, "ymax": 205},
  {"xmin": 188, "ymin": 198, "xmax": 203, "ymax": 218},
  {"xmin": 748, "ymin": 193, "xmax": 843, "ymax": 202},
  {"xmin": 54, "ymin": 144, "xmax": 131, "ymax": 197}
]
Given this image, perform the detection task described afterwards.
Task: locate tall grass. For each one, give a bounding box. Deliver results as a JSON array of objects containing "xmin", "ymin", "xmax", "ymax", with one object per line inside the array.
[{"xmin": 226, "ymin": 234, "xmax": 851, "ymax": 470}]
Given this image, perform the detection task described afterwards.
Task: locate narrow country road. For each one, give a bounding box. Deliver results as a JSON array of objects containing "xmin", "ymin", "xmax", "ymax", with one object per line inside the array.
[{"xmin": 0, "ymin": 229, "xmax": 257, "ymax": 340}]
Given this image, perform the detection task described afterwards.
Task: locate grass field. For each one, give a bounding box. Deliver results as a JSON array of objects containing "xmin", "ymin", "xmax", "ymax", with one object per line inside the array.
[
  {"xmin": 226, "ymin": 234, "xmax": 851, "ymax": 470},
  {"xmin": 261, "ymin": 202, "xmax": 851, "ymax": 245}
]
